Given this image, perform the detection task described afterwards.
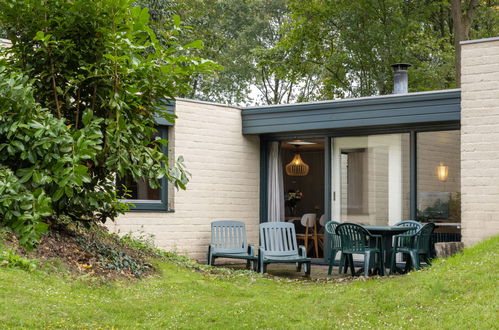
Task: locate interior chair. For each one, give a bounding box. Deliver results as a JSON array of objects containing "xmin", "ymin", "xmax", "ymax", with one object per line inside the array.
[
  {"xmin": 335, "ymin": 223, "xmax": 384, "ymax": 276},
  {"xmin": 258, "ymin": 222, "xmax": 311, "ymax": 276},
  {"xmin": 317, "ymin": 214, "xmax": 326, "ymax": 250},
  {"xmin": 390, "ymin": 223, "xmax": 436, "ymax": 274},
  {"xmin": 324, "ymin": 221, "xmax": 342, "ymax": 275},
  {"xmin": 295, "ymin": 213, "xmax": 319, "ymax": 257},
  {"xmin": 207, "ymin": 220, "xmax": 257, "ymax": 270}
]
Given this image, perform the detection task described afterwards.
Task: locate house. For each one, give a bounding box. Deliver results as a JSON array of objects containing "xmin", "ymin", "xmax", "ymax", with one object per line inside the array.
[{"xmin": 108, "ymin": 36, "xmax": 499, "ymax": 262}]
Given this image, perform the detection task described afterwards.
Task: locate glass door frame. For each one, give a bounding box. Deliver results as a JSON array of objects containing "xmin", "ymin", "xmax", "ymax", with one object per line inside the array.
[
  {"xmin": 259, "ymin": 126, "xmax": 460, "ymax": 263},
  {"xmin": 331, "ymin": 134, "xmax": 409, "ymax": 226}
]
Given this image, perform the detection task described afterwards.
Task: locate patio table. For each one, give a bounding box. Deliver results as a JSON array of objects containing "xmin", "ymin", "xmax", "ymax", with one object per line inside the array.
[{"xmin": 363, "ymin": 225, "xmax": 416, "ymax": 272}]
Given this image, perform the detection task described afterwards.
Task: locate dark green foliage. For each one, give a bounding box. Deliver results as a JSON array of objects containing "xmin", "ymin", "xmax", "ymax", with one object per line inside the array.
[
  {"xmin": 140, "ymin": 0, "xmax": 499, "ymax": 104},
  {"xmin": 0, "ymin": 66, "xmax": 102, "ymax": 246},
  {"xmin": 140, "ymin": 0, "xmax": 293, "ymax": 105},
  {"xmin": 0, "ymin": 0, "xmax": 216, "ymax": 246}
]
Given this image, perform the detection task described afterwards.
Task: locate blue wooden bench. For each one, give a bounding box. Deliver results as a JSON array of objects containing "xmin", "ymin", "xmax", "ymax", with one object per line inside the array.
[
  {"xmin": 207, "ymin": 220, "xmax": 257, "ymax": 270},
  {"xmin": 259, "ymin": 222, "xmax": 311, "ymax": 276}
]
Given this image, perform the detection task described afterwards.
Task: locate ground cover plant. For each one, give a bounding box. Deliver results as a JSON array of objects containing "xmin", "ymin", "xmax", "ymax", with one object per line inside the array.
[
  {"xmin": 0, "ymin": 224, "xmax": 162, "ymax": 278},
  {"xmin": 0, "ymin": 233, "xmax": 497, "ymax": 328}
]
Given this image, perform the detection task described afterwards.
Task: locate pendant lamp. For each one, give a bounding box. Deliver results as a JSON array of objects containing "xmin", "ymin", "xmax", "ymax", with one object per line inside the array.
[{"xmin": 286, "ymin": 147, "xmax": 309, "ymax": 176}]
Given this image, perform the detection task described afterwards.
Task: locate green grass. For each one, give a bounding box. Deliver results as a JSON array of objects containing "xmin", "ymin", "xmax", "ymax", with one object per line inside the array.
[{"xmin": 1, "ymin": 236, "xmax": 498, "ymax": 329}]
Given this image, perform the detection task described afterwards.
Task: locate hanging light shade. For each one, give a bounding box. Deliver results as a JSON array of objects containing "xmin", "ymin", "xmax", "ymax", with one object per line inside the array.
[
  {"xmin": 437, "ymin": 163, "xmax": 449, "ymax": 182},
  {"xmin": 286, "ymin": 152, "xmax": 309, "ymax": 176}
]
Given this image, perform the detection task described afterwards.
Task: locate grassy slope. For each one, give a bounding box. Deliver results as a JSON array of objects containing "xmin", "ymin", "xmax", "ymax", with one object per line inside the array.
[{"xmin": 0, "ymin": 236, "xmax": 497, "ymax": 329}]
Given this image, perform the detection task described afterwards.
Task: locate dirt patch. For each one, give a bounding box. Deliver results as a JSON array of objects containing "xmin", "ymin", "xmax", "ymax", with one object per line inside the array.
[{"xmin": 5, "ymin": 225, "xmax": 156, "ymax": 279}]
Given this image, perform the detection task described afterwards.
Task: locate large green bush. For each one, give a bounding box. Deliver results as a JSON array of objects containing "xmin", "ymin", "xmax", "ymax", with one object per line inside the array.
[
  {"xmin": 0, "ymin": 66, "xmax": 102, "ymax": 246},
  {"xmin": 0, "ymin": 0, "xmax": 216, "ymax": 246}
]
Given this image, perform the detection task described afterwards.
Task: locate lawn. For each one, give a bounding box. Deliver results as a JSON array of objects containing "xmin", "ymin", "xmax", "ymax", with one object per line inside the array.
[{"xmin": 0, "ymin": 236, "xmax": 497, "ymax": 329}]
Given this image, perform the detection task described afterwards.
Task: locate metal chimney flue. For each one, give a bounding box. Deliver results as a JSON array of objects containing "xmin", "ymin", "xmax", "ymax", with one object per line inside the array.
[{"xmin": 392, "ymin": 63, "xmax": 411, "ymax": 94}]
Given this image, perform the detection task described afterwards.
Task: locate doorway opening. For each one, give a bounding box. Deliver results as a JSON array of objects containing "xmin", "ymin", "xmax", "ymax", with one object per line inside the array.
[{"xmin": 281, "ymin": 139, "xmax": 325, "ymax": 258}]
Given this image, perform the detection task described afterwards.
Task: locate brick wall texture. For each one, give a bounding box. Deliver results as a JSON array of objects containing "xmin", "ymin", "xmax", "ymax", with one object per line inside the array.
[
  {"xmin": 461, "ymin": 38, "xmax": 499, "ymax": 246},
  {"xmin": 111, "ymin": 100, "xmax": 260, "ymax": 261}
]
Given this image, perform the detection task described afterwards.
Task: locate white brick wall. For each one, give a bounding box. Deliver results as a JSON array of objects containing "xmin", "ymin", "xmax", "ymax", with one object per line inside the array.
[
  {"xmin": 111, "ymin": 100, "xmax": 260, "ymax": 261},
  {"xmin": 461, "ymin": 37, "xmax": 499, "ymax": 246}
]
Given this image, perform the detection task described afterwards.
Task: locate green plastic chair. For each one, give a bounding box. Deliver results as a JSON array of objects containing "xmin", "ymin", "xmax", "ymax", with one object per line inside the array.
[
  {"xmin": 394, "ymin": 220, "xmax": 423, "ymax": 249},
  {"xmin": 394, "ymin": 220, "xmax": 422, "ymax": 234},
  {"xmin": 390, "ymin": 223, "xmax": 435, "ymax": 274},
  {"xmin": 207, "ymin": 221, "xmax": 257, "ymax": 270},
  {"xmin": 259, "ymin": 222, "xmax": 311, "ymax": 276},
  {"xmin": 324, "ymin": 221, "xmax": 341, "ymax": 275},
  {"xmin": 335, "ymin": 223, "xmax": 384, "ymax": 276}
]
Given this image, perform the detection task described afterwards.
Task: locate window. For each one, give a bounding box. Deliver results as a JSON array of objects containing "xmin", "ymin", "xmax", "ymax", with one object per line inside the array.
[
  {"xmin": 343, "ymin": 148, "xmax": 368, "ymax": 214},
  {"xmin": 417, "ymin": 130, "xmax": 460, "ymax": 224},
  {"xmin": 116, "ymin": 125, "xmax": 171, "ymax": 211}
]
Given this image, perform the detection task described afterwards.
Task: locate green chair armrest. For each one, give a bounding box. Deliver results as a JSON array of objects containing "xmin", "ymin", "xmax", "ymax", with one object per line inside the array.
[
  {"xmin": 298, "ymin": 245, "xmax": 307, "ymax": 257},
  {"xmin": 247, "ymin": 244, "xmax": 255, "ymax": 257},
  {"xmin": 393, "ymin": 234, "xmax": 416, "ymax": 248},
  {"xmin": 259, "ymin": 247, "xmax": 266, "ymax": 260}
]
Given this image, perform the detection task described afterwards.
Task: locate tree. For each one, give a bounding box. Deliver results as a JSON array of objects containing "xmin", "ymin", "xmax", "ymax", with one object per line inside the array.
[
  {"xmin": 140, "ymin": 0, "xmax": 309, "ymax": 105},
  {"xmin": 275, "ymin": 0, "xmax": 459, "ymax": 99},
  {"xmin": 128, "ymin": 0, "xmax": 498, "ymax": 104},
  {"xmin": 0, "ymin": 0, "xmax": 216, "ymax": 246},
  {"xmin": 451, "ymin": 0, "xmax": 480, "ymax": 86},
  {"xmin": 450, "ymin": 0, "xmax": 499, "ymax": 86},
  {"xmin": 252, "ymin": 0, "xmax": 323, "ymax": 104}
]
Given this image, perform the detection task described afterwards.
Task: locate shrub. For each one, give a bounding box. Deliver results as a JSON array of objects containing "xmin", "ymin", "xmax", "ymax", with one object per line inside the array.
[
  {"xmin": 0, "ymin": 67, "xmax": 102, "ymax": 246},
  {"xmin": 0, "ymin": 0, "xmax": 216, "ymax": 246}
]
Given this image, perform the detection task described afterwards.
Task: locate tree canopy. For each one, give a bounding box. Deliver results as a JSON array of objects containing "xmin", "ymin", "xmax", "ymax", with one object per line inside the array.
[{"xmin": 140, "ymin": 0, "xmax": 499, "ymax": 104}]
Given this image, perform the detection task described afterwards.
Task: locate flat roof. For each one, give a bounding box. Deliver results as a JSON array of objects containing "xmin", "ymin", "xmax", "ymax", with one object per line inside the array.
[
  {"xmin": 242, "ymin": 89, "xmax": 461, "ymax": 135},
  {"xmin": 244, "ymin": 89, "xmax": 460, "ymax": 111}
]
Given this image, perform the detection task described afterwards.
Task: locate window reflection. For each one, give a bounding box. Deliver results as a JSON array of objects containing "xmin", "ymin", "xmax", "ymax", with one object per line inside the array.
[{"xmin": 417, "ymin": 130, "xmax": 461, "ymax": 224}]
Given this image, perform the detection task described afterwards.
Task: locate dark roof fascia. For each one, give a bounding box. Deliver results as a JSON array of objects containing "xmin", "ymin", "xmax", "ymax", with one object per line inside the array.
[{"xmin": 242, "ymin": 89, "xmax": 461, "ymax": 135}]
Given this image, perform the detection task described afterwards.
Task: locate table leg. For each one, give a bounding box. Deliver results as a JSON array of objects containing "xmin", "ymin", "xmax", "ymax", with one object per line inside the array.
[{"xmin": 379, "ymin": 235, "xmax": 393, "ymax": 276}]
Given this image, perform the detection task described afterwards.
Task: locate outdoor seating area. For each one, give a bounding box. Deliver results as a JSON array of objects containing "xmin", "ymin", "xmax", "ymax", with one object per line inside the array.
[{"xmin": 207, "ymin": 219, "xmax": 436, "ymax": 277}]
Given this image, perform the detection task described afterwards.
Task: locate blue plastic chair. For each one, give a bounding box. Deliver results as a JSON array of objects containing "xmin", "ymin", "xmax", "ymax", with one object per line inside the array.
[
  {"xmin": 259, "ymin": 222, "xmax": 311, "ymax": 275},
  {"xmin": 207, "ymin": 220, "xmax": 257, "ymax": 270}
]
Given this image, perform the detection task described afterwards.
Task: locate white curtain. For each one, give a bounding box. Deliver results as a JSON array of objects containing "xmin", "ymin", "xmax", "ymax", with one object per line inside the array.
[{"xmin": 267, "ymin": 141, "xmax": 285, "ymax": 222}]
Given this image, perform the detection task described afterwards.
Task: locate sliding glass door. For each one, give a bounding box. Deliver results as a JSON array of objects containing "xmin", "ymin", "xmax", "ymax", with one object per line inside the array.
[{"xmin": 331, "ymin": 134, "xmax": 410, "ymax": 226}]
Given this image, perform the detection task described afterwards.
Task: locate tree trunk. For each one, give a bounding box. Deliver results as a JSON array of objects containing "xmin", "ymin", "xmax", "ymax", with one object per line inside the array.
[{"xmin": 450, "ymin": 0, "xmax": 479, "ymax": 87}]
